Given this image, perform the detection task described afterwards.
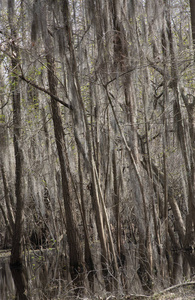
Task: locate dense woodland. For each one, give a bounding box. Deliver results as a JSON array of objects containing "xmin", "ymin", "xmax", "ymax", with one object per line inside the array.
[{"xmin": 0, "ymin": 0, "xmax": 195, "ymax": 298}]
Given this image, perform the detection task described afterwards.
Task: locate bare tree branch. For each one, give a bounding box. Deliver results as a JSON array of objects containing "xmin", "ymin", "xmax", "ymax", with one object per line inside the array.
[{"xmin": 19, "ymin": 74, "xmax": 73, "ymax": 110}]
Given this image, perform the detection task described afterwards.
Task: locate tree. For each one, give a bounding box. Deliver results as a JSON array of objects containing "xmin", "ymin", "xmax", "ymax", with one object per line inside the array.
[
  {"xmin": 7, "ymin": 0, "xmax": 24, "ymax": 267},
  {"xmin": 0, "ymin": 0, "xmax": 195, "ymax": 296}
]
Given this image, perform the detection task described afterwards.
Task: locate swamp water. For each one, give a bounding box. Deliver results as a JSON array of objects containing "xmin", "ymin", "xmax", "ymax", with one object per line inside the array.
[
  {"xmin": 0, "ymin": 248, "xmax": 195, "ymax": 299},
  {"xmin": 0, "ymin": 249, "xmax": 70, "ymax": 300}
]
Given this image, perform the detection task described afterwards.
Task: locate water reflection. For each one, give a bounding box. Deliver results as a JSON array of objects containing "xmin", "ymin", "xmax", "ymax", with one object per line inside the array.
[
  {"xmin": 0, "ymin": 261, "xmax": 15, "ymax": 299},
  {"xmin": 10, "ymin": 266, "xmax": 28, "ymax": 300},
  {"xmin": 0, "ymin": 249, "xmax": 68, "ymax": 300},
  {"xmin": 0, "ymin": 249, "xmax": 195, "ymax": 299},
  {"xmin": 170, "ymin": 251, "xmax": 195, "ymax": 286}
]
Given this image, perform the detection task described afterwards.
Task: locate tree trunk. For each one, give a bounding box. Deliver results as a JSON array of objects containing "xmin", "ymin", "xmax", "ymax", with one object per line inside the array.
[
  {"xmin": 46, "ymin": 51, "xmax": 85, "ymax": 287},
  {"xmin": 8, "ymin": 0, "xmax": 24, "ymax": 267},
  {"xmin": 189, "ymin": 0, "xmax": 195, "ymax": 59},
  {"xmin": 61, "ymin": 0, "xmax": 119, "ymax": 289}
]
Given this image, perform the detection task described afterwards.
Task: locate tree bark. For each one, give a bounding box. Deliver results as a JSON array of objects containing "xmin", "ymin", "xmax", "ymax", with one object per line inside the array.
[
  {"xmin": 189, "ymin": 0, "xmax": 195, "ymax": 59},
  {"xmin": 8, "ymin": 0, "xmax": 24, "ymax": 267},
  {"xmin": 46, "ymin": 50, "xmax": 85, "ymax": 287}
]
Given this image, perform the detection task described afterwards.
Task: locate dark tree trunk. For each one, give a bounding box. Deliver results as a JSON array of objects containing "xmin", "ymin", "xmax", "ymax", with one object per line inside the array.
[
  {"xmin": 190, "ymin": 0, "xmax": 195, "ymax": 59},
  {"xmin": 8, "ymin": 0, "xmax": 24, "ymax": 267},
  {"xmin": 10, "ymin": 54, "xmax": 24, "ymax": 267},
  {"xmin": 45, "ymin": 40, "xmax": 85, "ymax": 289}
]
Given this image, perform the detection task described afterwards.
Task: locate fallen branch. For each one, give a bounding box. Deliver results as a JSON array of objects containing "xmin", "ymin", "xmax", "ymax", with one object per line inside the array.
[
  {"xmin": 154, "ymin": 281, "xmax": 195, "ymax": 296},
  {"xmin": 125, "ymin": 281, "xmax": 195, "ymax": 299},
  {"xmin": 127, "ymin": 294, "xmax": 150, "ymax": 299}
]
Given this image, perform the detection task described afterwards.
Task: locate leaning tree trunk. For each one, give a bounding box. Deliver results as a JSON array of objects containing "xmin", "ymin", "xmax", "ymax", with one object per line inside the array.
[
  {"xmin": 39, "ymin": 13, "xmax": 85, "ymax": 288},
  {"xmin": 47, "ymin": 53, "xmax": 85, "ymax": 286}
]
